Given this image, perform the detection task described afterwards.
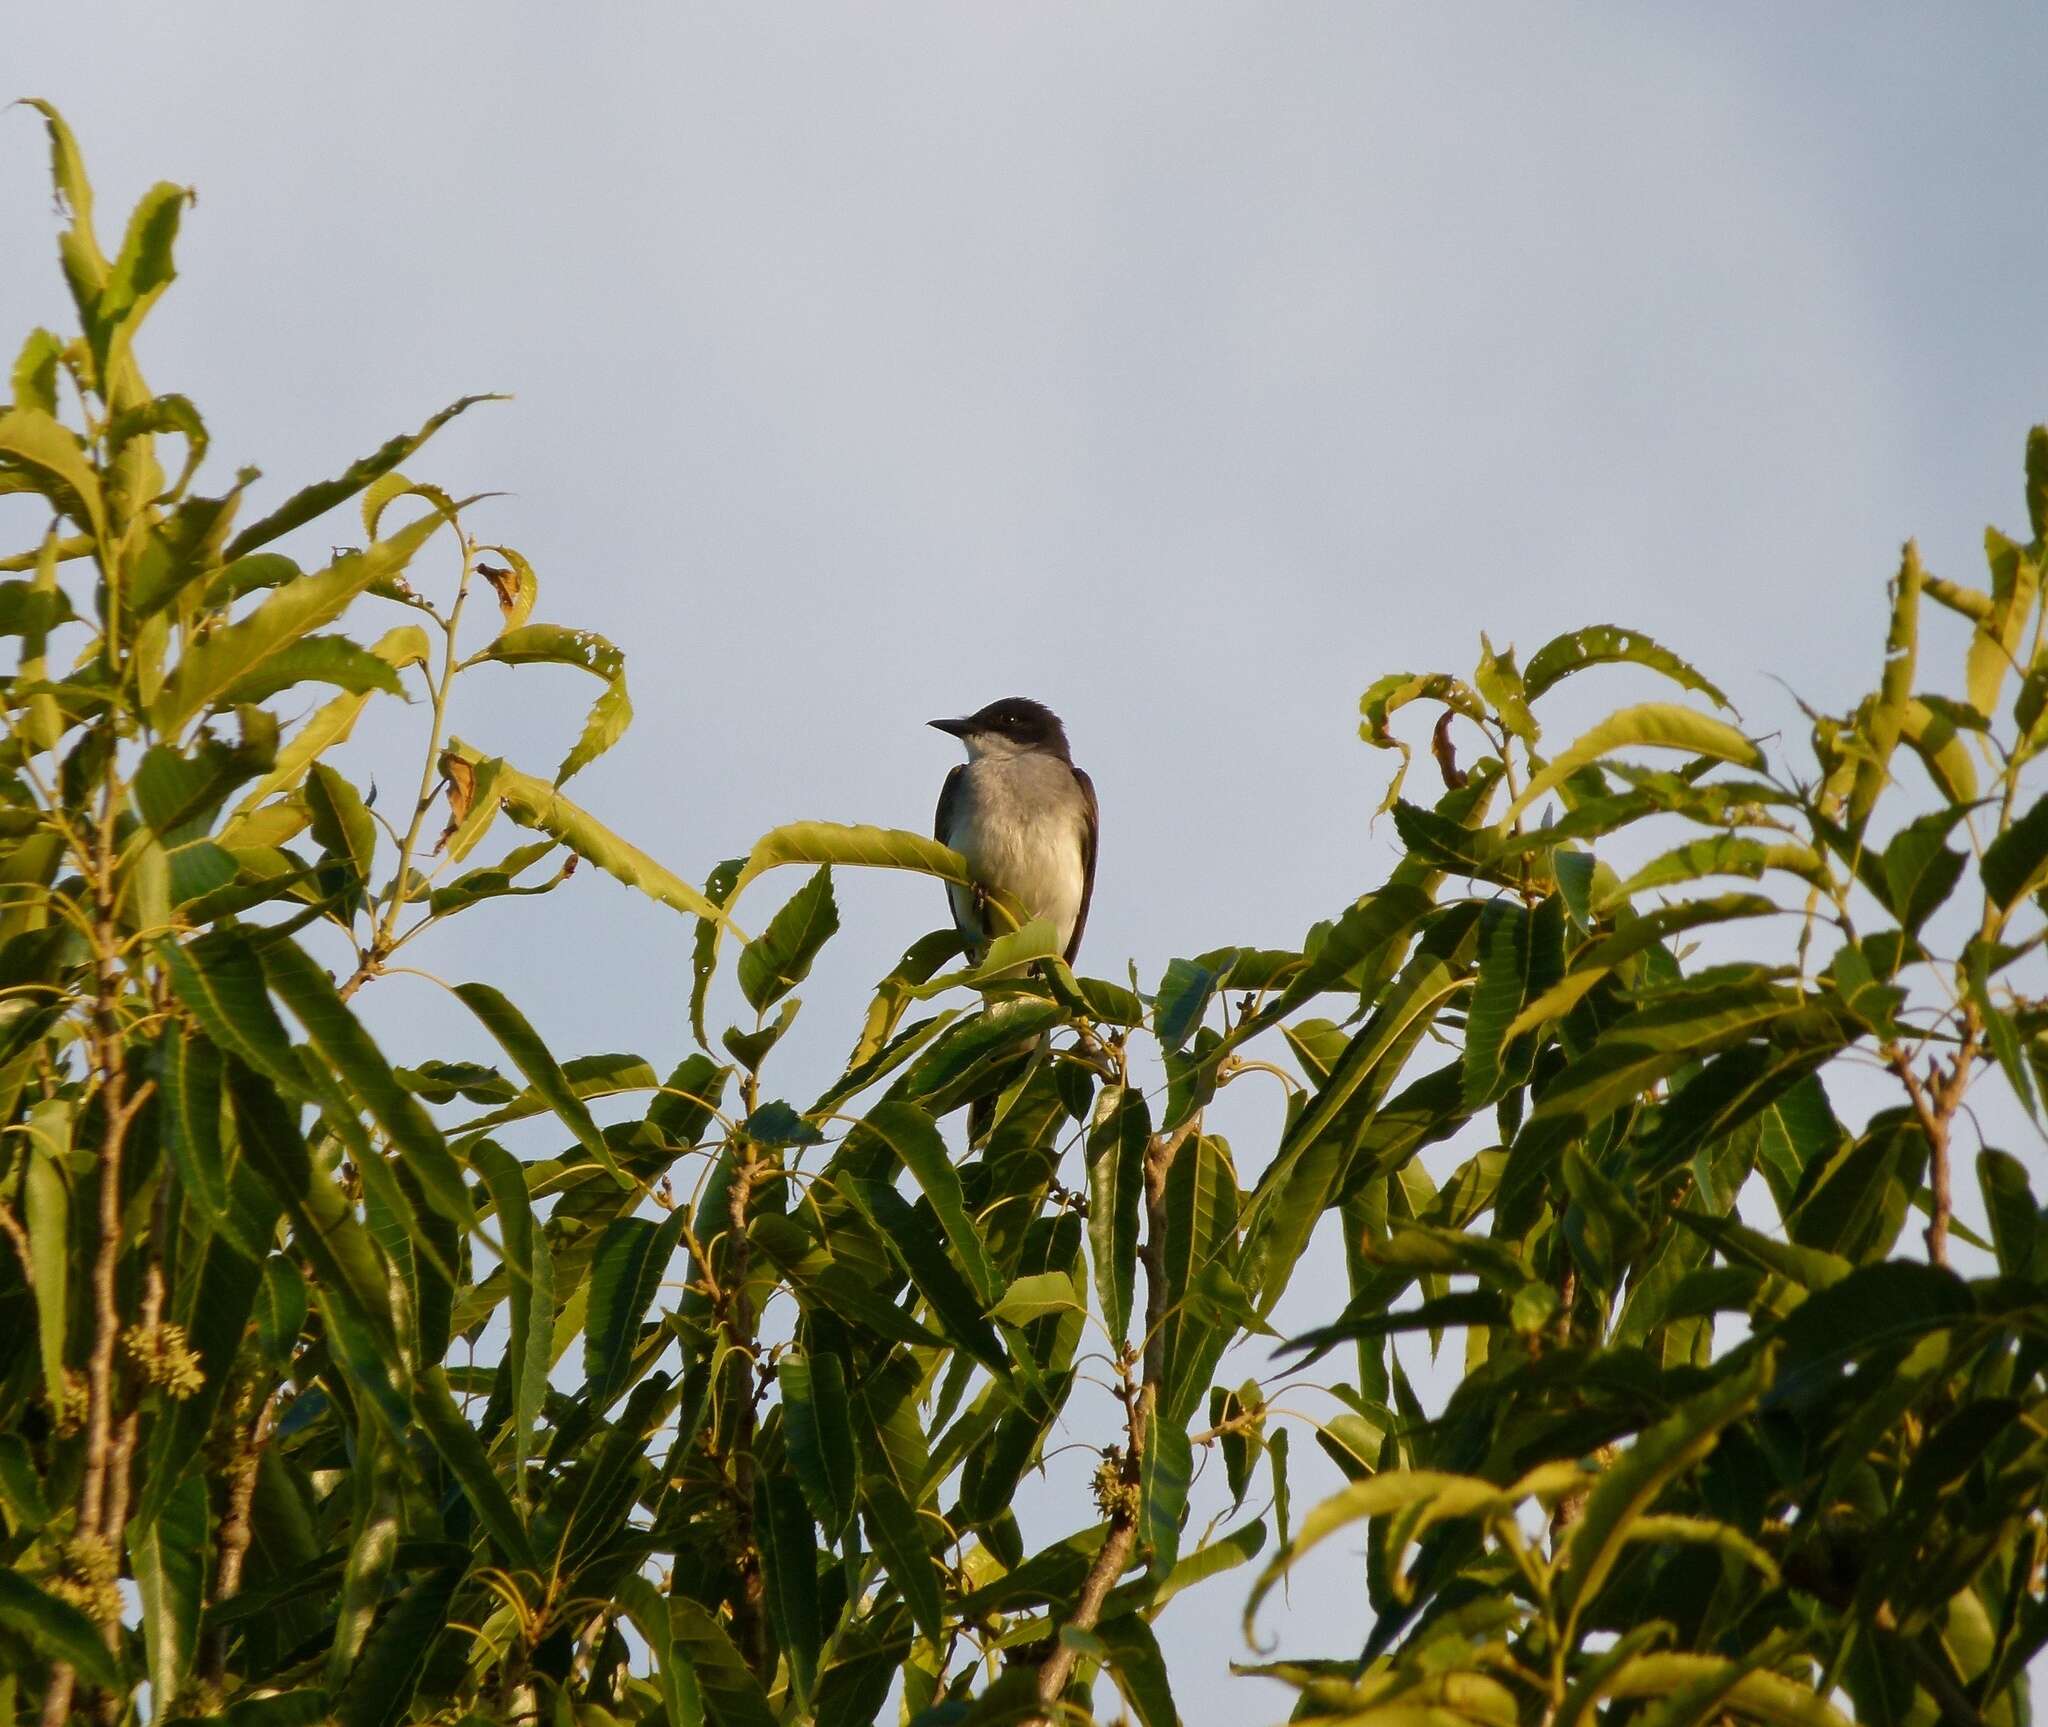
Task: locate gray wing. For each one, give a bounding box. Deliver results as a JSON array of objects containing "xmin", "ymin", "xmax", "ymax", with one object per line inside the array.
[
  {"xmin": 935, "ymin": 764, "xmax": 980, "ymax": 943},
  {"xmin": 1064, "ymin": 766, "xmax": 1099, "ymax": 964}
]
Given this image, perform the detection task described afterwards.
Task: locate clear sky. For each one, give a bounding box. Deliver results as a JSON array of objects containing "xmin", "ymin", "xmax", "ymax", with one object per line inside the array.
[{"xmin": 6, "ymin": 7, "xmax": 2047, "ymax": 1719}]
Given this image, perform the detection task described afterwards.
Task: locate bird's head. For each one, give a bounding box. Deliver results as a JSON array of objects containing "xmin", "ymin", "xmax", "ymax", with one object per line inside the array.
[{"xmin": 930, "ymin": 696, "xmax": 1072, "ymax": 762}]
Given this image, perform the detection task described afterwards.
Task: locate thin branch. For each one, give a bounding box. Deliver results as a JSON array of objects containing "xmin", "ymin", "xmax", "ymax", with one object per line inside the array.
[
  {"xmin": 203, "ymin": 1393, "xmax": 277, "ymax": 1685},
  {"xmin": 1032, "ymin": 1113, "xmax": 1196, "ymax": 1716}
]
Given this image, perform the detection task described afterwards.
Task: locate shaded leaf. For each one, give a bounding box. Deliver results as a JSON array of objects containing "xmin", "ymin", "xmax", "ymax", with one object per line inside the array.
[
  {"xmin": 737, "ymin": 865, "xmax": 839, "ymax": 1014},
  {"xmin": 454, "ymin": 980, "xmax": 626, "ymax": 1186},
  {"xmin": 586, "ymin": 1205, "xmax": 688, "ymax": 1408},
  {"xmin": 0, "ymin": 1567, "xmax": 121, "ymax": 1691}
]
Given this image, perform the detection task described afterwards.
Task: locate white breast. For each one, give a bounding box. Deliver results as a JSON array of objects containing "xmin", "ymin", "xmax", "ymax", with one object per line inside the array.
[{"xmin": 943, "ymin": 751, "xmax": 1087, "ymax": 955}]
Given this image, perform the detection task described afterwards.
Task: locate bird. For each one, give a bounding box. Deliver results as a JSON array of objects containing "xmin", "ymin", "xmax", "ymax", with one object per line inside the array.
[{"xmin": 930, "ymin": 697, "xmax": 1098, "ymax": 966}]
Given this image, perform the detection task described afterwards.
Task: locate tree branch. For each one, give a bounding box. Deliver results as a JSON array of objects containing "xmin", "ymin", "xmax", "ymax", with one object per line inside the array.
[{"xmin": 1032, "ymin": 1113, "xmax": 1197, "ymax": 1716}]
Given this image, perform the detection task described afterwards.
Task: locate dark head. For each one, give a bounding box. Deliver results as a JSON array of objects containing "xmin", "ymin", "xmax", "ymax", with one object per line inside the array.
[{"xmin": 929, "ymin": 696, "xmax": 1072, "ymax": 761}]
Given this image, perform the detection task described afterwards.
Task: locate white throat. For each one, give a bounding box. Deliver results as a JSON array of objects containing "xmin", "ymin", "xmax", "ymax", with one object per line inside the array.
[{"xmin": 961, "ymin": 732, "xmax": 1036, "ymax": 764}]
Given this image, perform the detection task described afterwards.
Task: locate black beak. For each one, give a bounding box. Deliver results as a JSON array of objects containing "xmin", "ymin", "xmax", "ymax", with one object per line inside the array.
[{"xmin": 928, "ymin": 717, "xmax": 973, "ymax": 738}]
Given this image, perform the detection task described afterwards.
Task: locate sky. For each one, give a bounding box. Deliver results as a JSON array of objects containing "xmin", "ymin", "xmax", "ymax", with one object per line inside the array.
[{"xmin": 5, "ymin": 6, "xmax": 2048, "ymax": 1720}]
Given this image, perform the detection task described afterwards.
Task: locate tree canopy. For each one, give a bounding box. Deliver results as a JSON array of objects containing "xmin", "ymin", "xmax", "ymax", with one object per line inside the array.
[{"xmin": 1, "ymin": 104, "xmax": 2044, "ymax": 1727}]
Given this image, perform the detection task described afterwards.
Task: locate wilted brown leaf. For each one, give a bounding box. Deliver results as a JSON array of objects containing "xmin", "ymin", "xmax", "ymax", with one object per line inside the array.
[
  {"xmin": 479, "ymin": 562, "xmax": 519, "ymax": 622},
  {"xmin": 1432, "ymin": 709, "xmax": 1468, "ymax": 789},
  {"xmin": 435, "ymin": 751, "xmax": 476, "ymax": 854}
]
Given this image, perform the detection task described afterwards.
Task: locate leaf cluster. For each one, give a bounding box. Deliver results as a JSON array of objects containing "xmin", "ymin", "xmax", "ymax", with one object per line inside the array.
[{"xmin": 0, "ymin": 107, "xmax": 2044, "ymax": 1727}]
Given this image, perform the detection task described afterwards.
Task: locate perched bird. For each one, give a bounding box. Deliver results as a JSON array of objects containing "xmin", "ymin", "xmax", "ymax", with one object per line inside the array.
[{"xmin": 930, "ymin": 697, "xmax": 1098, "ymax": 964}]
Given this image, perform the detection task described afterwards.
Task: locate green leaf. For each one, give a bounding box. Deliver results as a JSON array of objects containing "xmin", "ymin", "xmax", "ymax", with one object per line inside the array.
[
  {"xmin": 23, "ymin": 1104, "xmax": 69, "ymax": 1409},
  {"xmin": 327, "ymin": 1416, "xmax": 400, "ymax": 1689},
  {"xmin": 737, "ymin": 865, "xmax": 839, "ymax": 1013},
  {"xmin": 1523, "ymin": 623, "xmax": 1734, "ymax": 709},
  {"xmin": 860, "ymin": 1099, "xmax": 1002, "ymax": 1307},
  {"xmin": 697, "ymin": 821, "xmax": 976, "ymax": 1010},
  {"xmin": 426, "ymin": 837, "xmax": 564, "ymax": 915},
  {"xmin": 1785, "ymin": 1112, "xmax": 1928, "ymax": 1263},
  {"xmin": 1562, "ymin": 1144, "xmax": 1650, "ymax": 1281},
  {"xmin": 1518, "ymin": 979, "xmax": 1797, "ymax": 1147},
  {"xmin": 449, "ymin": 745, "xmax": 725, "ymax": 923},
  {"xmin": 1504, "ymin": 702, "xmax": 1764, "ymax": 827},
  {"xmin": 1554, "ymin": 1346, "xmax": 1775, "ymax": 1635},
  {"xmin": 780, "ymin": 1350, "xmax": 857, "ymax": 1541},
  {"xmin": 1977, "ymin": 1149, "xmax": 2039, "ymax": 1278},
  {"xmin": 254, "ymin": 1254, "xmax": 309, "ymax": 1362},
  {"xmin": 1087, "ymin": 1086, "xmax": 1147, "ymax": 1344},
  {"xmin": 1599, "ymin": 836, "xmax": 1824, "ymax": 911},
  {"xmin": 1240, "ymin": 908, "xmax": 1477, "ymax": 1311},
  {"xmin": 1676, "ymin": 1211, "xmax": 1852, "ymax": 1290},
  {"xmin": 0, "ymin": 406, "xmax": 106, "ymax": 542},
  {"xmin": 222, "ymin": 643, "xmax": 419, "ymax": 832},
  {"xmin": 586, "ymin": 1206, "xmax": 687, "ymax": 1407},
  {"xmin": 409, "ymin": 1368, "xmax": 537, "ymax": 1571},
  {"xmin": 222, "ymin": 395, "xmax": 497, "ymax": 559},
  {"xmin": 1358, "ymin": 672, "xmax": 1487, "ymax": 810},
  {"xmin": 21, "ymin": 101, "xmax": 106, "ymax": 288},
  {"xmin": 1878, "ymin": 808, "xmax": 1970, "ymax": 933},
  {"xmin": 615, "ymin": 1575, "xmax": 707, "ymax": 1727},
  {"xmin": 845, "ymin": 1176, "xmax": 1005, "ymax": 1368},
  {"xmin": 861, "ymin": 1473, "xmax": 944, "ymax": 1643},
  {"xmin": 1602, "ymin": 1654, "xmax": 1853, "ymax": 1727},
  {"xmin": 1965, "ymin": 528, "xmax": 2040, "ymax": 720},
  {"xmin": 1203, "ymin": 884, "xmax": 1437, "ymax": 1084},
  {"xmin": 1966, "ymin": 947, "xmax": 2041, "ymax": 1130},
  {"xmin": 474, "ymin": 1141, "xmax": 552, "ymax": 1503},
  {"xmin": 470, "ymin": 621, "xmax": 633, "ymax": 784},
  {"xmin": 219, "ymin": 633, "xmax": 405, "ymax": 709},
  {"xmin": 260, "ymin": 939, "xmax": 472, "ymax": 1230},
  {"xmin": 1245, "ymin": 1470, "xmax": 1503, "ymax": 1637},
  {"xmin": 0, "ymin": 1438, "xmax": 50, "ymax": 1531},
  {"xmin": 0, "ymin": 1567, "xmax": 121, "ymax": 1691},
  {"xmin": 756, "ymin": 1474, "xmax": 822, "ymax": 1703},
  {"xmin": 329, "ymin": 1559, "xmax": 462, "ymax": 1727},
  {"xmin": 1773, "ymin": 1261, "xmax": 1971, "ymax": 1381},
  {"xmin": 1154, "ymin": 955, "xmax": 1224, "ymax": 1053},
  {"xmin": 1898, "ymin": 694, "xmax": 1979, "ymax": 805},
  {"xmin": 749, "ymin": 1214, "xmax": 946, "ymax": 1351},
  {"xmin": 94, "ymin": 179, "xmax": 191, "ymax": 385},
  {"xmin": 131, "ymin": 1472, "xmax": 205, "ymax": 1715},
  {"xmin": 304, "ymin": 762, "xmax": 376, "ymax": 887},
  {"xmin": 1983, "ymin": 791, "xmax": 2048, "ymax": 909},
  {"xmin": 1462, "ymin": 899, "xmax": 1543, "ymax": 1105},
  {"xmin": 986, "ymin": 1271, "xmax": 1081, "ymax": 1326},
  {"xmin": 1476, "ymin": 632, "xmax": 1537, "ymax": 742},
  {"xmin": 151, "ymin": 510, "xmax": 447, "ymax": 734},
  {"xmin": 668, "ymin": 1598, "xmax": 778, "ymax": 1727},
  {"xmin": 1142, "ymin": 1418, "xmax": 1194, "ymax": 1578},
  {"xmin": 453, "ymin": 980, "xmax": 625, "ymax": 1186},
  {"xmin": 1098, "ymin": 1613, "xmax": 1177, "ymax": 1727},
  {"xmin": 11, "ymin": 327, "xmax": 62, "ymax": 415}
]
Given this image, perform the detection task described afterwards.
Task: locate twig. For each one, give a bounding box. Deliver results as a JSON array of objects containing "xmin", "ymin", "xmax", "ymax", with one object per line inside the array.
[
  {"xmin": 0, "ymin": 1199, "xmax": 35, "ymax": 1286},
  {"xmin": 1886, "ymin": 1013, "xmax": 1977, "ymax": 1269},
  {"xmin": 1032, "ymin": 1115, "xmax": 1197, "ymax": 1716},
  {"xmin": 208, "ymin": 1393, "xmax": 276, "ymax": 1630},
  {"xmin": 721, "ymin": 1144, "xmax": 767, "ymax": 1678}
]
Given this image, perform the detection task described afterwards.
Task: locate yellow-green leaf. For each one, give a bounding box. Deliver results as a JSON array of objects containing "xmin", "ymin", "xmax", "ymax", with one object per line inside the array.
[{"xmin": 1504, "ymin": 703, "xmax": 1765, "ymax": 827}]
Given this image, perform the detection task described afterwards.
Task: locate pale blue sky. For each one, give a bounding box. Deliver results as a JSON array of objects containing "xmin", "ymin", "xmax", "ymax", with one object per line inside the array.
[{"xmin": 6, "ymin": 7, "xmax": 2046, "ymax": 1719}]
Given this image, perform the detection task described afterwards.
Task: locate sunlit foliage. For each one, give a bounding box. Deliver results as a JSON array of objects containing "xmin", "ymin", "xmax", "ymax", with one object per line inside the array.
[{"xmin": 1, "ymin": 107, "xmax": 2044, "ymax": 1727}]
